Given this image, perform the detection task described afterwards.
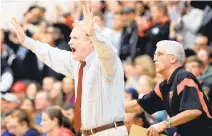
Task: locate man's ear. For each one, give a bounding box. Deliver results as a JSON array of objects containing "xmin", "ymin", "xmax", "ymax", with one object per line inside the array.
[
  {"xmin": 170, "ymin": 56, "xmax": 178, "ymax": 64},
  {"xmin": 88, "ymin": 40, "xmax": 94, "ymax": 50}
]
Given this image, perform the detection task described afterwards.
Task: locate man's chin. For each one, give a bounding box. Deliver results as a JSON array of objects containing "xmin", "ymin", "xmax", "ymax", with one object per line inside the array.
[
  {"xmin": 155, "ymin": 68, "xmax": 161, "ymax": 74},
  {"xmin": 72, "ymin": 55, "xmax": 80, "ymax": 61}
]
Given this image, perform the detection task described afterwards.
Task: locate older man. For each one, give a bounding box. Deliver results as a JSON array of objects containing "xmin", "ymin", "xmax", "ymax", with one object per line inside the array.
[
  {"xmin": 126, "ymin": 40, "xmax": 212, "ymax": 136},
  {"xmin": 11, "ymin": 4, "xmax": 127, "ymax": 136}
]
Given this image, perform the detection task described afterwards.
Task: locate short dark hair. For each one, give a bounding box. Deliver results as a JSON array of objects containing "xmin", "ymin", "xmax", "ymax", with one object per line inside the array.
[
  {"xmin": 134, "ymin": 112, "xmax": 150, "ymax": 128},
  {"xmin": 186, "ymin": 55, "xmax": 204, "ymax": 68},
  {"xmin": 45, "ymin": 107, "xmax": 65, "ymax": 127},
  {"xmin": 64, "ymin": 104, "xmax": 75, "ymax": 111}
]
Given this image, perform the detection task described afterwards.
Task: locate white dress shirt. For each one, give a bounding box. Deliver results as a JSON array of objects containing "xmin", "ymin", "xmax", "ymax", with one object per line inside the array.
[{"xmin": 22, "ymin": 25, "xmax": 126, "ymax": 130}]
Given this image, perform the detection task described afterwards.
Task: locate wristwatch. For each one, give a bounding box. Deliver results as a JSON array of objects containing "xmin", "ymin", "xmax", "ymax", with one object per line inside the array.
[{"xmin": 164, "ymin": 119, "xmax": 172, "ymax": 128}]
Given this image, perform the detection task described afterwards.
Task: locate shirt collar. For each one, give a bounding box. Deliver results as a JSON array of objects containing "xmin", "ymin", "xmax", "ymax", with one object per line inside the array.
[
  {"xmin": 167, "ymin": 66, "xmax": 183, "ymax": 84},
  {"xmin": 84, "ymin": 51, "xmax": 95, "ymax": 66}
]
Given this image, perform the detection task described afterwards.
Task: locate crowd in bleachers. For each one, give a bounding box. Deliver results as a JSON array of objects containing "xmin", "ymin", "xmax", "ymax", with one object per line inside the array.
[{"xmin": 1, "ymin": 1, "xmax": 212, "ymax": 136}]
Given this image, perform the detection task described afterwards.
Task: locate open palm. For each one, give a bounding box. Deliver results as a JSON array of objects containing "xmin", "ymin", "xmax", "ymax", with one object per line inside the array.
[
  {"xmin": 11, "ymin": 17, "xmax": 26, "ymax": 43},
  {"xmin": 73, "ymin": 4, "xmax": 97, "ymax": 36}
]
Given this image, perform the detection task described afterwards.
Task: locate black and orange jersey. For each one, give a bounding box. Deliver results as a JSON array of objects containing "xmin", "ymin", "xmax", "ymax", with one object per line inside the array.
[{"xmin": 137, "ymin": 67, "xmax": 212, "ymax": 136}]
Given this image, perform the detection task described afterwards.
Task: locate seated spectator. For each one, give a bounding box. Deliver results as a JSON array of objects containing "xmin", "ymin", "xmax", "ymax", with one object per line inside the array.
[
  {"xmin": 185, "ymin": 55, "xmax": 204, "ymax": 78},
  {"xmin": 125, "ymin": 88, "xmax": 139, "ymax": 101},
  {"xmin": 63, "ymin": 104, "xmax": 75, "ymax": 126},
  {"xmin": 21, "ymin": 98, "xmax": 36, "ymax": 119},
  {"xmin": 62, "ymin": 77, "xmax": 75, "ymax": 105},
  {"xmin": 10, "ymin": 81, "xmax": 27, "ymax": 101},
  {"xmin": 138, "ymin": 75, "xmax": 156, "ymax": 98},
  {"xmin": 1, "ymin": 113, "xmax": 15, "ymax": 136},
  {"xmin": 35, "ymin": 91, "xmax": 52, "ymax": 125},
  {"xmin": 1, "ymin": 93, "xmax": 20, "ymax": 119},
  {"xmin": 194, "ymin": 34, "xmax": 209, "ymax": 53},
  {"xmin": 144, "ymin": 1, "xmax": 170, "ymax": 58},
  {"xmin": 0, "ymin": 58, "xmax": 14, "ymax": 93},
  {"xmin": 50, "ymin": 81, "xmax": 63, "ymax": 106},
  {"xmin": 41, "ymin": 107, "xmax": 75, "ymax": 136},
  {"xmin": 134, "ymin": 55, "xmax": 156, "ymax": 78},
  {"xmin": 125, "ymin": 112, "xmax": 149, "ymax": 133},
  {"xmin": 26, "ymin": 81, "xmax": 41, "ymax": 99},
  {"xmin": 7, "ymin": 109, "xmax": 41, "ymax": 136},
  {"xmin": 42, "ymin": 76, "xmax": 56, "ymax": 92},
  {"xmin": 197, "ymin": 49, "xmax": 212, "ymax": 86}
]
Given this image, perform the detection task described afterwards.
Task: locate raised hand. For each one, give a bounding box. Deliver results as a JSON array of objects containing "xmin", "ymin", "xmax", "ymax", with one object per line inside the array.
[
  {"xmin": 73, "ymin": 4, "xmax": 97, "ymax": 36},
  {"xmin": 11, "ymin": 17, "xmax": 26, "ymax": 44}
]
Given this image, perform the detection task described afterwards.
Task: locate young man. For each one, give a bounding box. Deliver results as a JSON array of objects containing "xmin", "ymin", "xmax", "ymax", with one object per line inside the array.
[
  {"xmin": 126, "ymin": 40, "xmax": 212, "ymax": 136},
  {"xmin": 11, "ymin": 4, "xmax": 127, "ymax": 136},
  {"xmin": 185, "ymin": 55, "xmax": 204, "ymax": 78}
]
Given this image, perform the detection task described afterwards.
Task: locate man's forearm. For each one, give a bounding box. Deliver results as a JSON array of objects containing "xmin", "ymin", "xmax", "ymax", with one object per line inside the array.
[
  {"xmin": 165, "ymin": 109, "xmax": 202, "ymax": 128},
  {"xmin": 89, "ymin": 35, "xmax": 115, "ymax": 59},
  {"xmin": 125, "ymin": 100, "xmax": 144, "ymax": 113},
  {"xmin": 88, "ymin": 27, "xmax": 117, "ymax": 79}
]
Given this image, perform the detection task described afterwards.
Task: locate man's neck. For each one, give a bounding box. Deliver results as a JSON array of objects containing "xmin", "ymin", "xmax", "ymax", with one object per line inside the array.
[{"xmin": 163, "ymin": 65, "xmax": 181, "ymax": 81}]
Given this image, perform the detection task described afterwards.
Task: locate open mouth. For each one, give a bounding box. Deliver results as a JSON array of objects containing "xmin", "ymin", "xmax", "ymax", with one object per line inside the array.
[{"xmin": 71, "ymin": 48, "xmax": 76, "ymax": 52}]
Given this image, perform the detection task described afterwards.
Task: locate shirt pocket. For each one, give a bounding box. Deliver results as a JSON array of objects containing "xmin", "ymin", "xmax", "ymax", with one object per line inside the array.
[{"xmin": 83, "ymin": 84, "xmax": 100, "ymax": 102}]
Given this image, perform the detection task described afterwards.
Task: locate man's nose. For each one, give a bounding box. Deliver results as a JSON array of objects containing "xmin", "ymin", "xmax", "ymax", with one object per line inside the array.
[{"xmin": 68, "ymin": 40, "xmax": 72, "ymax": 45}]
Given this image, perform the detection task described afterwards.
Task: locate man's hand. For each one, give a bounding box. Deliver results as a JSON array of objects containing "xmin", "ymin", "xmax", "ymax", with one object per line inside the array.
[
  {"xmin": 73, "ymin": 4, "xmax": 97, "ymax": 36},
  {"xmin": 11, "ymin": 17, "xmax": 26, "ymax": 44},
  {"xmin": 147, "ymin": 122, "xmax": 167, "ymax": 136}
]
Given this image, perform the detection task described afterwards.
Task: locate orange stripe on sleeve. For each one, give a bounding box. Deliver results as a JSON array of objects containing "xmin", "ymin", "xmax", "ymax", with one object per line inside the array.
[
  {"xmin": 177, "ymin": 78, "xmax": 212, "ymax": 118},
  {"xmin": 154, "ymin": 85, "xmax": 163, "ymax": 100}
]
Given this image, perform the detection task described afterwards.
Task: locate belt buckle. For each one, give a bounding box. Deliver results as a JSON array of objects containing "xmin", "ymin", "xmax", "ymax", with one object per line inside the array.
[
  {"xmin": 114, "ymin": 122, "xmax": 117, "ymax": 128},
  {"xmin": 90, "ymin": 128, "xmax": 94, "ymax": 135},
  {"xmin": 81, "ymin": 130, "xmax": 88, "ymax": 136}
]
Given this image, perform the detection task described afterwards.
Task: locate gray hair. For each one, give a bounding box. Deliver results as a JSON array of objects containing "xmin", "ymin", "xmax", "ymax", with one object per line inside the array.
[{"xmin": 156, "ymin": 40, "xmax": 185, "ymax": 64}]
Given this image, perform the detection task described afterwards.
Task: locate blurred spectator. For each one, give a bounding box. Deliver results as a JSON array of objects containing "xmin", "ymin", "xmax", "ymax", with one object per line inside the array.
[
  {"xmin": 144, "ymin": 2, "xmax": 170, "ymax": 58},
  {"xmin": 109, "ymin": 11, "xmax": 124, "ymax": 55},
  {"xmin": 63, "ymin": 104, "xmax": 75, "ymax": 126},
  {"xmin": 62, "ymin": 77, "xmax": 75, "ymax": 105},
  {"xmin": 1, "ymin": 93, "xmax": 20, "ymax": 119},
  {"xmin": 135, "ymin": 1, "xmax": 146, "ymax": 16},
  {"xmin": 41, "ymin": 107, "xmax": 75, "ymax": 136},
  {"xmin": 0, "ymin": 58, "xmax": 14, "ymax": 93},
  {"xmin": 197, "ymin": 49, "xmax": 212, "ymax": 86},
  {"xmin": 123, "ymin": 63, "xmax": 137, "ymax": 81},
  {"xmin": 94, "ymin": 12, "xmax": 113, "ymax": 38},
  {"xmin": 35, "ymin": 91, "xmax": 52, "ymax": 125},
  {"xmin": 125, "ymin": 55, "xmax": 155, "ymax": 90},
  {"xmin": 1, "ymin": 113, "xmax": 15, "ymax": 136},
  {"xmin": 21, "ymin": 98, "xmax": 36, "ymax": 119},
  {"xmin": 50, "ymin": 81, "xmax": 63, "ymax": 106},
  {"xmin": 125, "ymin": 88, "xmax": 139, "ymax": 101},
  {"xmin": 185, "ymin": 55, "xmax": 204, "ymax": 78},
  {"xmin": 23, "ymin": 5, "xmax": 46, "ymax": 27},
  {"xmin": 138, "ymin": 75, "xmax": 156, "ymax": 98},
  {"xmin": 26, "ymin": 81, "xmax": 41, "ymax": 99},
  {"xmin": 125, "ymin": 112, "xmax": 149, "ymax": 133},
  {"xmin": 194, "ymin": 34, "xmax": 209, "ymax": 53},
  {"xmin": 10, "ymin": 81, "xmax": 27, "ymax": 101},
  {"xmin": 104, "ymin": 1, "xmax": 123, "ymax": 28},
  {"xmin": 119, "ymin": 7, "xmax": 138, "ymax": 61},
  {"xmin": 7, "ymin": 109, "xmax": 41, "ymax": 136},
  {"xmin": 134, "ymin": 55, "xmax": 156, "ymax": 78},
  {"xmin": 42, "ymin": 76, "xmax": 56, "ymax": 92}
]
